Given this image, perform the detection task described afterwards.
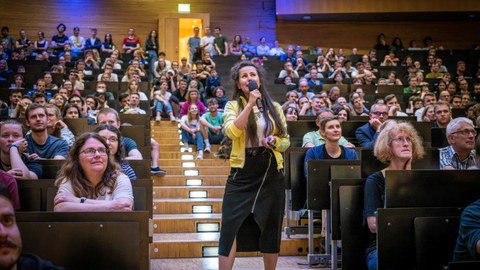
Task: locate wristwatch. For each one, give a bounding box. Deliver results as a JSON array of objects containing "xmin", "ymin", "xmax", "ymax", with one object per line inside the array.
[
  {"xmin": 80, "ymin": 197, "xmax": 87, "ymax": 203},
  {"xmin": 9, "ymin": 144, "xmax": 19, "ymax": 150}
]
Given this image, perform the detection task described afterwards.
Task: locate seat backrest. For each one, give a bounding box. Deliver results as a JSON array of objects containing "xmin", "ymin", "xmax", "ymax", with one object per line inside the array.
[
  {"xmin": 286, "ymin": 121, "xmax": 318, "ymax": 147},
  {"xmin": 360, "ymin": 149, "xmax": 439, "ymax": 178},
  {"xmin": 128, "ymin": 160, "xmax": 152, "ymax": 179},
  {"xmin": 339, "ymin": 185, "xmax": 369, "ymax": 270},
  {"xmin": 414, "ymin": 216, "xmax": 460, "ymax": 270},
  {"xmin": 385, "ymin": 170, "xmax": 480, "ymax": 208},
  {"xmin": 17, "ymin": 179, "xmax": 55, "ymax": 211},
  {"xmin": 307, "ymin": 160, "xmax": 360, "ymax": 210},
  {"xmin": 17, "ymin": 211, "xmax": 150, "ymax": 270},
  {"xmin": 284, "ymin": 147, "xmax": 308, "ymax": 211},
  {"xmin": 330, "ymin": 177, "xmax": 365, "ymax": 240},
  {"xmin": 377, "ymin": 207, "xmax": 463, "ymax": 270}
]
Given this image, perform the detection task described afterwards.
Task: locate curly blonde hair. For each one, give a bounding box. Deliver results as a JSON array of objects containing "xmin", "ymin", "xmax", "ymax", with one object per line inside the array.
[{"xmin": 374, "ymin": 121, "xmax": 425, "ymax": 164}]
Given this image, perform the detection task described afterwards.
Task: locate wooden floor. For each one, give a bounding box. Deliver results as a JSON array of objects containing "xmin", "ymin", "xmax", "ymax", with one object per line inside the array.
[{"xmin": 151, "ymin": 256, "xmax": 331, "ymax": 270}]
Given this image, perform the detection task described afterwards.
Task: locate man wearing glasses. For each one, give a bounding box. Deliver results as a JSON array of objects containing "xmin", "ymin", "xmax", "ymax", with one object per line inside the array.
[
  {"xmin": 440, "ymin": 117, "xmax": 477, "ymax": 170},
  {"xmin": 355, "ymin": 103, "xmax": 389, "ymax": 148}
]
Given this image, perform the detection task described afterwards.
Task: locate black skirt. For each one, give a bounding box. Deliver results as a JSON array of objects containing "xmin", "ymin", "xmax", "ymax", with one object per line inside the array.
[{"xmin": 218, "ymin": 148, "xmax": 285, "ymax": 256}]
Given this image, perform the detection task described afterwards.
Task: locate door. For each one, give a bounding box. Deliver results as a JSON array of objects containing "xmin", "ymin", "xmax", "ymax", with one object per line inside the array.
[{"xmin": 158, "ymin": 13, "xmax": 210, "ymax": 63}]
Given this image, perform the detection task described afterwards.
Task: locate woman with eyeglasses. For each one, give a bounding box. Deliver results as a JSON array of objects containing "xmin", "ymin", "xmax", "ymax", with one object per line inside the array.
[
  {"xmin": 95, "ymin": 125, "xmax": 137, "ymax": 180},
  {"xmin": 363, "ymin": 120, "xmax": 424, "ymax": 270},
  {"xmin": 53, "ymin": 132, "xmax": 133, "ymax": 212}
]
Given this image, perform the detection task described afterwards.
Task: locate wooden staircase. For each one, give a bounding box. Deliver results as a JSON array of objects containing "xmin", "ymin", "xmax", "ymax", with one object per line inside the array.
[{"xmin": 150, "ymin": 120, "xmax": 314, "ymax": 260}]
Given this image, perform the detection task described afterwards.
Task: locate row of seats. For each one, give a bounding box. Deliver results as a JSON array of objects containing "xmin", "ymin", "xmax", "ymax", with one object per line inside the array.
[{"xmin": 285, "ymin": 148, "xmax": 480, "ymax": 269}]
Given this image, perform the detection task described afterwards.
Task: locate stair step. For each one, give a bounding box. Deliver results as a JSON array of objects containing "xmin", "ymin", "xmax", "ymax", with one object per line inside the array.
[
  {"xmin": 152, "ymin": 175, "xmax": 227, "ymax": 186},
  {"xmin": 159, "ymin": 144, "xmax": 221, "ymax": 152},
  {"xmin": 152, "ymin": 213, "xmax": 222, "ymax": 233},
  {"xmin": 156, "ymin": 138, "xmax": 182, "ymax": 144},
  {"xmin": 153, "ymin": 198, "xmax": 223, "ymax": 214},
  {"xmin": 151, "ymin": 121, "xmax": 180, "ymax": 128},
  {"xmin": 154, "ymin": 186, "xmax": 225, "ymax": 199},
  {"xmin": 159, "ymin": 166, "xmax": 231, "ymax": 176},
  {"xmin": 150, "ymin": 233, "xmax": 316, "ymax": 258},
  {"xmin": 159, "ymin": 159, "xmax": 231, "ymax": 167}
]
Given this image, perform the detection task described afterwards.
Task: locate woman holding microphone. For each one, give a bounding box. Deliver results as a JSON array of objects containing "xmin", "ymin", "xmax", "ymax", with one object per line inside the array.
[{"xmin": 219, "ymin": 61, "xmax": 290, "ymax": 270}]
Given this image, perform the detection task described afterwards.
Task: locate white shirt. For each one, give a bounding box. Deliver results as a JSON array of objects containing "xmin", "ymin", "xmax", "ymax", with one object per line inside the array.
[{"xmin": 200, "ymin": 36, "xmax": 215, "ymax": 56}]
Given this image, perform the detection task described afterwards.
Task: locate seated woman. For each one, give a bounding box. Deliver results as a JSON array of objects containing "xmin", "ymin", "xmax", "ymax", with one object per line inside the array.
[
  {"xmin": 304, "ymin": 115, "xmax": 358, "ymax": 242},
  {"xmin": 62, "ymin": 103, "xmax": 81, "ymax": 120},
  {"xmin": 363, "ymin": 120, "xmax": 425, "ymax": 270},
  {"xmin": 96, "ymin": 125, "xmax": 137, "ymax": 180},
  {"xmin": 179, "ymin": 88, "xmax": 206, "ymax": 117},
  {"xmin": 124, "ymin": 80, "xmax": 148, "ymax": 101},
  {"xmin": 54, "ymin": 132, "xmax": 133, "ymax": 212},
  {"xmin": 180, "ymin": 104, "xmax": 205, "ymax": 160}
]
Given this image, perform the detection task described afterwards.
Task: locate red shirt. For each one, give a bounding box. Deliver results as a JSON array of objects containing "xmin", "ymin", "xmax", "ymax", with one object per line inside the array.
[
  {"xmin": 122, "ymin": 36, "xmax": 140, "ymax": 49},
  {"xmin": 0, "ymin": 170, "xmax": 20, "ymax": 209}
]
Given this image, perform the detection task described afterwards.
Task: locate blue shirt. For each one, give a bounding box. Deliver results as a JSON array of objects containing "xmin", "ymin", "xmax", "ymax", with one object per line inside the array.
[
  {"xmin": 453, "ymin": 198, "xmax": 480, "ymax": 261},
  {"xmin": 303, "ymin": 144, "xmax": 358, "ymax": 177},
  {"xmin": 25, "ymin": 134, "xmax": 69, "ymax": 159}
]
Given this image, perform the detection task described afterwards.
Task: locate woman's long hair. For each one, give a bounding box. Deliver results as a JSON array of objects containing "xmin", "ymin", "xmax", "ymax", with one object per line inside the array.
[
  {"xmin": 55, "ymin": 132, "xmax": 121, "ymax": 198},
  {"xmin": 230, "ymin": 61, "xmax": 288, "ymax": 146},
  {"xmin": 94, "ymin": 125, "xmax": 126, "ymax": 164}
]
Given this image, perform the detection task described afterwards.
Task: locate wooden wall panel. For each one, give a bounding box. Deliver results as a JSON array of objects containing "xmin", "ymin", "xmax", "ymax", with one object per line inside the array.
[
  {"xmin": 0, "ymin": 0, "xmax": 276, "ymax": 55},
  {"xmin": 276, "ymin": 0, "xmax": 480, "ymax": 15},
  {"xmin": 276, "ymin": 21, "xmax": 480, "ymax": 51}
]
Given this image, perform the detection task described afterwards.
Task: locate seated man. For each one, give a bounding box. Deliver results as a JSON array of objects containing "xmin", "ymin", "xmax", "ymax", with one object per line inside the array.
[
  {"xmin": 24, "ymin": 104, "xmax": 69, "ymax": 160},
  {"xmin": 415, "ymin": 92, "xmax": 437, "ymax": 121},
  {"xmin": 355, "ymin": 103, "xmax": 389, "ymax": 148},
  {"xmin": 440, "ymin": 117, "xmax": 477, "ymax": 170},
  {"xmin": 303, "ymin": 108, "xmax": 354, "ymax": 148},
  {"xmin": 201, "ymin": 98, "xmax": 224, "ymax": 153},
  {"xmin": 97, "ymin": 63, "xmax": 119, "ymax": 82},
  {"xmin": 433, "ymin": 101, "xmax": 452, "ymax": 128},
  {"xmin": 121, "ymin": 93, "xmax": 145, "ymax": 114},
  {"xmin": 97, "ymin": 108, "xmax": 166, "ymax": 175},
  {"xmin": 295, "ymin": 78, "xmax": 315, "ymax": 100},
  {"xmin": 93, "ymin": 81, "xmax": 114, "ymax": 101},
  {"xmin": 26, "ymin": 79, "xmax": 53, "ymax": 100},
  {"xmin": 384, "ymin": 94, "xmax": 408, "ymax": 117},
  {"xmin": 8, "ymin": 90, "xmax": 22, "ymax": 118},
  {"xmin": 0, "ymin": 183, "xmax": 62, "ymax": 269},
  {"xmin": 452, "ymin": 197, "xmax": 480, "ymax": 261},
  {"xmin": 0, "ymin": 120, "xmax": 42, "ymax": 179}
]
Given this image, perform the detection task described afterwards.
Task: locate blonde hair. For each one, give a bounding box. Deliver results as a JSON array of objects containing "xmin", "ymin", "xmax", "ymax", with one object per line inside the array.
[{"xmin": 374, "ymin": 121, "xmax": 425, "ymax": 164}]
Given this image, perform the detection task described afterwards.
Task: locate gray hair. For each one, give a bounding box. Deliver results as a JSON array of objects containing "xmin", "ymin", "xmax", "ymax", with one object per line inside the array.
[
  {"xmin": 446, "ymin": 117, "xmax": 474, "ymax": 137},
  {"xmin": 370, "ymin": 103, "xmax": 387, "ymax": 112}
]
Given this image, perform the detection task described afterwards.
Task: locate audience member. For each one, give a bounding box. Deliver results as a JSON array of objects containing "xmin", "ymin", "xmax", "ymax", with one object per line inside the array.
[
  {"xmin": 45, "ymin": 104, "xmax": 75, "ymax": 147},
  {"xmin": 433, "ymin": 101, "xmax": 452, "ymax": 128},
  {"xmin": 241, "ymin": 36, "xmax": 256, "ymax": 58},
  {"xmin": 302, "ymin": 108, "xmax": 354, "ymax": 148},
  {"xmin": 355, "ymin": 103, "xmax": 389, "ymax": 148},
  {"xmin": 54, "ymin": 132, "xmax": 133, "ymax": 212},
  {"xmin": 122, "ymin": 28, "xmax": 140, "ymax": 55},
  {"xmin": 364, "ymin": 121, "xmax": 424, "ymax": 270},
  {"xmin": 201, "ymin": 98, "xmax": 224, "ymax": 150},
  {"xmin": 96, "ymin": 125, "xmax": 137, "ymax": 180},
  {"xmin": 180, "ymin": 104, "xmax": 205, "ymax": 159},
  {"xmin": 213, "ymin": 27, "xmax": 229, "ymax": 56},
  {"xmin": 24, "ymin": 104, "xmax": 69, "ymax": 160},
  {"xmin": 0, "ymin": 120, "xmax": 42, "ymax": 179},
  {"xmin": 452, "ymin": 196, "xmax": 480, "ymax": 261},
  {"xmin": 440, "ymin": 117, "xmax": 477, "ymax": 169},
  {"xmin": 200, "ymin": 27, "xmax": 215, "ymax": 57}
]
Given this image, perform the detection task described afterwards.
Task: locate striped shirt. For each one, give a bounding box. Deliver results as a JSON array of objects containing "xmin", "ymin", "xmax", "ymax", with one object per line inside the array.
[{"xmin": 439, "ymin": 146, "xmax": 476, "ymax": 170}]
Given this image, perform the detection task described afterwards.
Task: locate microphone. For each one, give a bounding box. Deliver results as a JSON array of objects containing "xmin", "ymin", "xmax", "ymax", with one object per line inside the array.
[{"xmin": 247, "ymin": 80, "xmax": 263, "ymax": 112}]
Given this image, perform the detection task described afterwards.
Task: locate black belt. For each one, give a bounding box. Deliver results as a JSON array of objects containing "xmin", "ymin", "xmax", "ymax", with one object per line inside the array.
[{"xmin": 245, "ymin": 147, "xmax": 270, "ymax": 157}]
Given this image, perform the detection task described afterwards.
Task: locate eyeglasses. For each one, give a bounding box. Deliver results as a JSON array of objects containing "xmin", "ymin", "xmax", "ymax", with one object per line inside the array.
[
  {"xmin": 452, "ymin": 129, "xmax": 477, "ymax": 136},
  {"xmin": 372, "ymin": 111, "xmax": 388, "ymax": 116},
  {"xmin": 102, "ymin": 137, "xmax": 118, "ymax": 143},
  {"xmin": 391, "ymin": 137, "xmax": 412, "ymax": 144},
  {"xmin": 80, "ymin": 147, "xmax": 108, "ymax": 157}
]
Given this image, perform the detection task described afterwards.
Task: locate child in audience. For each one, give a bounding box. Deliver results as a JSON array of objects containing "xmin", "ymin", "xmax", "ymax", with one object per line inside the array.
[
  {"xmin": 205, "ymin": 69, "xmax": 221, "ymax": 99},
  {"xmin": 180, "ymin": 89, "xmax": 206, "ymax": 117}
]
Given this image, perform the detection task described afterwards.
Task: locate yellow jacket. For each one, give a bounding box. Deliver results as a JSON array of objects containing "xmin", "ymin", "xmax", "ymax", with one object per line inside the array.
[{"xmin": 223, "ymin": 97, "xmax": 290, "ymax": 169}]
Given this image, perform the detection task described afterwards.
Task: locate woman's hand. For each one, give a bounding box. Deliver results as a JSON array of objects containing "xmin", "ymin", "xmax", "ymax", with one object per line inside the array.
[
  {"xmin": 54, "ymin": 191, "xmax": 78, "ymax": 205},
  {"xmin": 248, "ymin": 89, "xmax": 262, "ymax": 106},
  {"xmin": 262, "ymin": 135, "xmax": 276, "ymax": 149},
  {"xmin": 108, "ymin": 200, "xmax": 132, "ymax": 211}
]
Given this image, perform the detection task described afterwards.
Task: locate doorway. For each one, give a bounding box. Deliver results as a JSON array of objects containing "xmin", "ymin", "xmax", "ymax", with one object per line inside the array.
[
  {"xmin": 158, "ymin": 13, "xmax": 210, "ymax": 63},
  {"xmin": 179, "ymin": 18, "xmax": 203, "ymax": 62}
]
